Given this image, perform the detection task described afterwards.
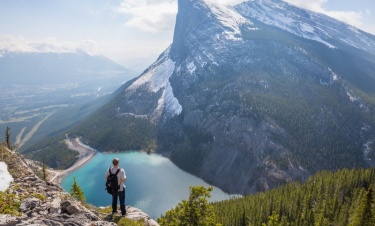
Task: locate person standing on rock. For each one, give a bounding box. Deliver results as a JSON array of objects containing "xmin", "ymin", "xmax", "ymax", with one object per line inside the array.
[{"xmin": 105, "ymin": 158, "xmax": 126, "ymax": 216}]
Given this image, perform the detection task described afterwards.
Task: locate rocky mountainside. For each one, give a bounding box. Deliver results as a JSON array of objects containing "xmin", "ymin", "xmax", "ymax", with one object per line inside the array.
[
  {"xmin": 38, "ymin": 0, "xmax": 375, "ymax": 194},
  {"xmin": 0, "ymin": 145, "xmax": 159, "ymax": 226}
]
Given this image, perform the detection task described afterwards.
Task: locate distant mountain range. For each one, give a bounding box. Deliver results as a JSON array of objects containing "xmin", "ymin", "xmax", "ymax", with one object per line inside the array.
[
  {"xmin": 29, "ymin": 0, "xmax": 375, "ymax": 194},
  {"xmin": 0, "ymin": 51, "xmax": 135, "ymax": 152},
  {"xmin": 0, "ymin": 51, "xmax": 132, "ymax": 86}
]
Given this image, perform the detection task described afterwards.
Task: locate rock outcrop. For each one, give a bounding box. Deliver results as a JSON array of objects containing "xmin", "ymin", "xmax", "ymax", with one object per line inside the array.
[{"xmin": 0, "ymin": 146, "xmax": 159, "ymax": 226}]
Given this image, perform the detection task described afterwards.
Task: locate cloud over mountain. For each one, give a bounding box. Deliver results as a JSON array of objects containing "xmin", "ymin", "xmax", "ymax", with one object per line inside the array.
[
  {"xmin": 285, "ymin": 0, "xmax": 364, "ymax": 30},
  {"xmin": 117, "ymin": 0, "xmax": 177, "ymax": 32},
  {"xmin": 0, "ymin": 35, "xmax": 100, "ymax": 56}
]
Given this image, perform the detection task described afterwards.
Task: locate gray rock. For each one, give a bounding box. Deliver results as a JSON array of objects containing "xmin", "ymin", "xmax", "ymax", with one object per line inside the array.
[
  {"xmin": 124, "ymin": 206, "xmax": 160, "ymax": 226},
  {"xmin": 61, "ymin": 200, "xmax": 81, "ymax": 215},
  {"xmin": 46, "ymin": 213, "xmax": 91, "ymax": 225},
  {"xmin": 0, "ymin": 214, "xmax": 20, "ymax": 226},
  {"xmin": 148, "ymin": 219, "xmax": 160, "ymax": 226},
  {"xmin": 23, "ymin": 176, "xmax": 38, "ymax": 182},
  {"xmin": 39, "ymin": 210, "xmax": 48, "ymax": 215},
  {"xmin": 19, "ymin": 198, "xmax": 41, "ymax": 212},
  {"xmin": 42, "ymin": 219, "xmax": 64, "ymax": 226},
  {"xmin": 85, "ymin": 221, "xmax": 117, "ymax": 226},
  {"xmin": 83, "ymin": 211, "xmax": 100, "ymax": 221},
  {"xmin": 49, "ymin": 197, "xmax": 61, "ymax": 214}
]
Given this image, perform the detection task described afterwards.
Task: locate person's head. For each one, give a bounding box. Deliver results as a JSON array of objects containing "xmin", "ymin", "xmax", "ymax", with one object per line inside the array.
[{"xmin": 112, "ymin": 158, "xmax": 119, "ymax": 166}]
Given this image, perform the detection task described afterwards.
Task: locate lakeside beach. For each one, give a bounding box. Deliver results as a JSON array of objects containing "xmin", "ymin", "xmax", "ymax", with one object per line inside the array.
[{"xmin": 48, "ymin": 138, "xmax": 96, "ymax": 183}]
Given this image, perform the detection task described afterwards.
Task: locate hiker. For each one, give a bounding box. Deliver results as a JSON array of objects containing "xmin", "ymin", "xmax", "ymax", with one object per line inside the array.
[{"xmin": 105, "ymin": 158, "xmax": 127, "ymax": 215}]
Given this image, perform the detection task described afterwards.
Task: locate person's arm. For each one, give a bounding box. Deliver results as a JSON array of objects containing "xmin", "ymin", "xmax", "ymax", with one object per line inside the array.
[
  {"xmin": 121, "ymin": 170, "xmax": 126, "ymax": 183},
  {"xmin": 105, "ymin": 169, "xmax": 109, "ymax": 180}
]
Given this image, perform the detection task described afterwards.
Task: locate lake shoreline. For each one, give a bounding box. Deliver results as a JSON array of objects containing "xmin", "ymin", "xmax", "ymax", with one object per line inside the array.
[
  {"xmin": 49, "ymin": 138, "xmax": 97, "ymax": 184},
  {"xmin": 60, "ymin": 151, "xmax": 232, "ymax": 219}
]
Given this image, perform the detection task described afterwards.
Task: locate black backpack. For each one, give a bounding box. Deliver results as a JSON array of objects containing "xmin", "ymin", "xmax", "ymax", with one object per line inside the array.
[{"xmin": 105, "ymin": 167, "xmax": 120, "ymax": 195}]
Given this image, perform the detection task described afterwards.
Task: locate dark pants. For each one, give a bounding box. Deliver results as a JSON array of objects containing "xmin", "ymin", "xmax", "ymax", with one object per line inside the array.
[{"xmin": 112, "ymin": 190, "xmax": 126, "ymax": 215}]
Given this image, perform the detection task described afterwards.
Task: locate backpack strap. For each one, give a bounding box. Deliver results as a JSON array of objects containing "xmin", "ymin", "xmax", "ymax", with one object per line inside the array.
[
  {"xmin": 108, "ymin": 167, "xmax": 113, "ymax": 175},
  {"xmin": 114, "ymin": 169, "xmax": 120, "ymax": 175}
]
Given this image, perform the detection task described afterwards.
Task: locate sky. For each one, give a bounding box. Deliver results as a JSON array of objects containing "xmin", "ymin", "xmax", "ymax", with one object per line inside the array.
[{"xmin": 0, "ymin": 0, "xmax": 374, "ymax": 72}]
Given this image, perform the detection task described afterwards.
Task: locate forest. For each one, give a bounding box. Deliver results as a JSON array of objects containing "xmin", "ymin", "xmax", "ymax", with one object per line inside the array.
[{"xmin": 212, "ymin": 168, "xmax": 375, "ymax": 226}]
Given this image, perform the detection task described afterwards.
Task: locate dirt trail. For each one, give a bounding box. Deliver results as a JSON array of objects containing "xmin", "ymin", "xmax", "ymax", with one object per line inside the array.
[{"xmin": 17, "ymin": 113, "xmax": 54, "ymax": 149}]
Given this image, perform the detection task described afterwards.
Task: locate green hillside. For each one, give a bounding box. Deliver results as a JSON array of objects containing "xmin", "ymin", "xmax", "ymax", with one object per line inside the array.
[{"xmin": 212, "ymin": 168, "xmax": 375, "ymax": 226}]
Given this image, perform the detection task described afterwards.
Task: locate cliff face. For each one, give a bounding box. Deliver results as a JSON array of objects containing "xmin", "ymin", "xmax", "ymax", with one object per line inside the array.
[{"xmin": 0, "ymin": 146, "xmax": 159, "ymax": 226}]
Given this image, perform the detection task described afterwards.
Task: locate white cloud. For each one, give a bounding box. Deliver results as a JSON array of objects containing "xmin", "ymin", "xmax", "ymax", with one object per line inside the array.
[
  {"xmin": 116, "ymin": 0, "xmax": 247, "ymax": 32},
  {"xmin": 324, "ymin": 10, "xmax": 363, "ymax": 28},
  {"xmin": 205, "ymin": 0, "xmax": 245, "ymax": 5},
  {"xmin": 284, "ymin": 0, "xmax": 328, "ymax": 12},
  {"xmin": 0, "ymin": 35, "xmax": 100, "ymax": 55},
  {"xmin": 117, "ymin": 0, "xmax": 177, "ymax": 32}
]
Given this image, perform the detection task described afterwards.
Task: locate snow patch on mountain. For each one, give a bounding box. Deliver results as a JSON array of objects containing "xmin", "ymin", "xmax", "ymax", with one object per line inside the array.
[
  {"xmin": 128, "ymin": 48, "xmax": 182, "ymax": 118},
  {"xmin": 236, "ymin": 0, "xmax": 375, "ymax": 52},
  {"xmin": 154, "ymin": 82, "xmax": 183, "ymax": 119},
  {"xmin": 164, "ymin": 82, "xmax": 182, "ymax": 116},
  {"xmin": 236, "ymin": 1, "xmax": 336, "ymax": 48},
  {"xmin": 0, "ymin": 162, "xmax": 13, "ymax": 192},
  {"xmin": 207, "ymin": 3, "xmax": 254, "ymax": 41},
  {"xmin": 346, "ymin": 90, "xmax": 359, "ymax": 102},
  {"xmin": 328, "ymin": 68, "xmax": 339, "ymax": 81},
  {"xmin": 129, "ymin": 58, "xmax": 175, "ymax": 93},
  {"xmin": 187, "ymin": 61, "xmax": 197, "ymax": 74},
  {"xmin": 363, "ymin": 140, "xmax": 374, "ymax": 164}
]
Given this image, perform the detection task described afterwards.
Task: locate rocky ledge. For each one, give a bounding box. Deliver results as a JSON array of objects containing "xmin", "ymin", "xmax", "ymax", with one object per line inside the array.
[{"xmin": 0, "ymin": 147, "xmax": 159, "ymax": 226}]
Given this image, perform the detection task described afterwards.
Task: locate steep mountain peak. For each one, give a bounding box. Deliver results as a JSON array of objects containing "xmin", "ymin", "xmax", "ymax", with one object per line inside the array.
[{"xmin": 171, "ymin": 0, "xmax": 254, "ymax": 60}]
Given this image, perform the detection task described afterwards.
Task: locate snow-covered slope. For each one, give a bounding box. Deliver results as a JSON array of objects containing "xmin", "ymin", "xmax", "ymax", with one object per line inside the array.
[
  {"xmin": 0, "ymin": 162, "xmax": 13, "ymax": 192},
  {"xmin": 125, "ymin": 48, "xmax": 182, "ymax": 119},
  {"xmin": 236, "ymin": 0, "xmax": 375, "ymax": 52},
  {"xmin": 206, "ymin": 3, "xmax": 254, "ymax": 41}
]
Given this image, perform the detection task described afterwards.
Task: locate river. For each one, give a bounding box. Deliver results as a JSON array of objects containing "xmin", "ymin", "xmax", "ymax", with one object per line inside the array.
[{"xmin": 61, "ymin": 152, "xmax": 230, "ymax": 218}]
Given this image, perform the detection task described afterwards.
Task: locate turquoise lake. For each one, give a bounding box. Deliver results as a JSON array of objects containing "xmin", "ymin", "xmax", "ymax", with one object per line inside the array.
[{"xmin": 61, "ymin": 152, "xmax": 230, "ymax": 218}]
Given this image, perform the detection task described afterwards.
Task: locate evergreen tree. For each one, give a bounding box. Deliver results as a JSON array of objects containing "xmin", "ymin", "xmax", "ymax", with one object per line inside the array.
[
  {"xmin": 5, "ymin": 127, "xmax": 11, "ymax": 149},
  {"xmin": 262, "ymin": 211, "xmax": 280, "ymax": 226},
  {"xmin": 42, "ymin": 161, "xmax": 47, "ymax": 181},
  {"xmin": 158, "ymin": 186, "xmax": 217, "ymax": 226},
  {"xmin": 349, "ymin": 187, "xmax": 375, "ymax": 226},
  {"xmin": 212, "ymin": 168, "xmax": 375, "ymax": 226},
  {"xmin": 70, "ymin": 177, "xmax": 85, "ymax": 203}
]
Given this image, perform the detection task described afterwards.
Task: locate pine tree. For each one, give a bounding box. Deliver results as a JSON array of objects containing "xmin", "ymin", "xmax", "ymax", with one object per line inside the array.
[
  {"xmin": 158, "ymin": 186, "xmax": 217, "ymax": 226},
  {"xmin": 262, "ymin": 211, "xmax": 279, "ymax": 226},
  {"xmin": 349, "ymin": 188, "xmax": 375, "ymax": 226},
  {"xmin": 42, "ymin": 162, "xmax": 47, "ymax": 181},
  {"xmin": 70, "ymin": 177, "xmax": 85, "ymax": 203},
  {"xmin": 5, "ymin": 127, "xmax": 11, "ymax": 149}
]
